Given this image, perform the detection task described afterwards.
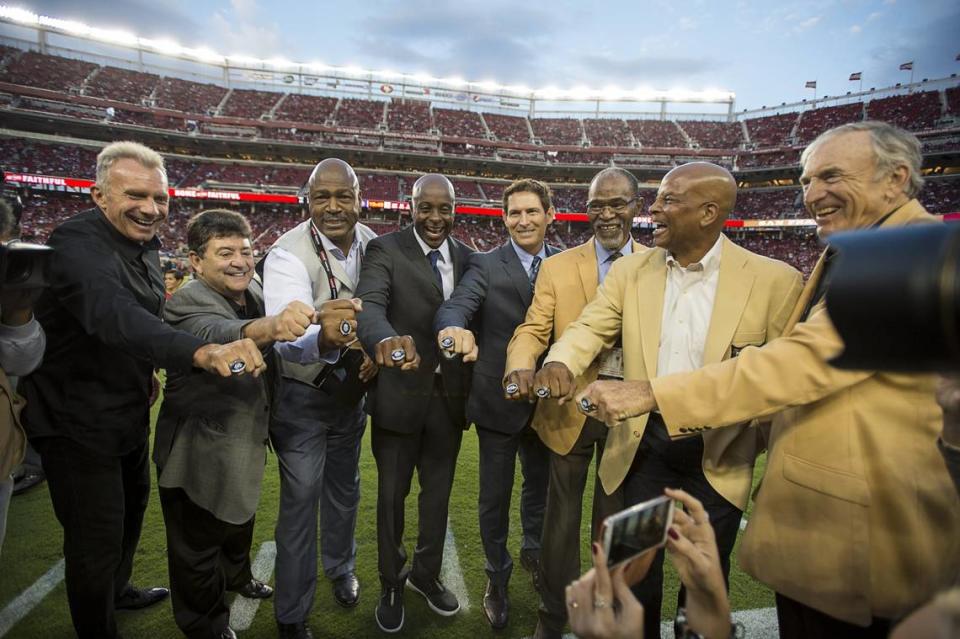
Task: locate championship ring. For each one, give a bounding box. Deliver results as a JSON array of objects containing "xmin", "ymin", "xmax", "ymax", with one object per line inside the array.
[
  {"xmin": 229, "ymin": 360, "xmax": 246, "ymax": 374},
  {"xmin": 339, "ymin": 320, "xmax": 352, "ymax": 336},
  {"xmin": 580, "ymin": 397, "xmax": 598, "ymax": 412},
  {"xmin": 505, "ymin": 383, "xmax": 519, "ymax": 395},
  {"xmin": 390, "ymin": 349, "xmax": 406, "ymax": 362},
  {"xmin": 536, "ymin": 387, "xmax": 551, "ymax": 398},
  {"xmin": 440, "ymin": 336, "xmax": 455, "ymax": 350}
]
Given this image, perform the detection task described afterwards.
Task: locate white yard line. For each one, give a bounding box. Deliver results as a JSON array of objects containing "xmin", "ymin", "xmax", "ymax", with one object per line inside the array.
[
  {"xmin": 0, "ymin": 559, "xmax": 65, "ymax": 637},
  {"xmin": 440, "ymin": 517, "xmax": 470, "ymax": 612},
  {"xmin": 229, "ymin": 541, "xmax": 277, "ymax": 631}
]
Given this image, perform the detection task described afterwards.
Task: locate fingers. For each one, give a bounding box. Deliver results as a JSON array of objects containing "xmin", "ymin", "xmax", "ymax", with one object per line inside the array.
[
  {"xmin": 665, "ymin": 488, "xmax": 709, "ymax": 526},
  {"xmin": 436, "ymin": 327, "xmax": 477, "ymax": 360},
  {"xmin": 590, "ymin": 542, "xmax": 614, "ymax": 610},
  {"xmin": 376, "ymin": 336, "xmax": 420, "ymax": 370},
  {"xmin": 464, "ymin": 343, "xmax": 479, "ymax": 363},
  {"xmin": 611, "ymin": 566, "xmax": 646, "ymax": 631},
  {"xmin": 532, "ymin": 362, "xmax": 574, "ymax": 403},
  {"xmin": 317, "ymin": 299, "xmax": 362, "ymax": 350},
  {"xmin": 503, "ymin": 369, "xmax": 535, "ymax": 401}
]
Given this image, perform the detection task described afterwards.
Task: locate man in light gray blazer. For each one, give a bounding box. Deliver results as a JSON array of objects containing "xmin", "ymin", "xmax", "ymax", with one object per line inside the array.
[
  {"xmin": 155, "ymin": 209, "xmax": 321, "ymax": 639},
  {"xmin": 263, "ymin": 159, "xmax": 378, "ymax": 639}
]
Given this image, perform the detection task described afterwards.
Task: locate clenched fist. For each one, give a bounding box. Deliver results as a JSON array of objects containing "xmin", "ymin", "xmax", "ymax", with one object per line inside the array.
[{"xmin": 436, "ymin": 326, "xmax": 479, "ymax": 362}]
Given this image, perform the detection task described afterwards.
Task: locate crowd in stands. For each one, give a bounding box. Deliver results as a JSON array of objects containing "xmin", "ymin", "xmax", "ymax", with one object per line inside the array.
[
  {"xmin": 484, "ymin": 113, "xmax": 531, "ymax": 143},
  {"xmin": 795, "ymin": 103, "xmax": 863, "ymax": 143},
  {"xmin": 0, "ymin": 50, "xmax": 96, "ymax": 93},
  {"xmin": 866, "ymin": 90, "xmax": 942, "ymax": 131},
  {"xmin": 153, "ymin": 77, "xmax": 227, "ymax": 114},
  {"xmin": 732, "ymin": 188, "xmax": 802, "ymax": 219},
  {"xmin": 387, "ymin": 99, "xmax": 433, "ymax": 133},
  {"xmin": 583, "ymin": 118, "xmax": 634, "ymax": 147},
  {"xmin": 220, "ymin": 88, "xmax": 281, "ymax": 120},
  {"xmin": 531, "ymin": 118, "xmax": 583, "ymax": 145},
  {"xmin": 737, "ymin": 149, "xmax": 800, "ymax": 169},
  {"xmin": 85, "ymin": 66, "xmax": 160, "ymax": 105},
  {"xmin": 274, "ymin": 94, "xmax": 338, "ymax": 124},
  {"xmin": 681, "ymin": 120, "xmax": 744, "ymax": 148},
  {"xmin": 745, "ymin": 112, "xmax": 797, "ymax": 147},
  {"xmin": 433, "ymin": 108, "xmax": 486, "ymax": 138},
  {"xmin": 627, "ymin": 119, "xmax": 687, "ymax": 147},
  {"xmin": 336, "ymin": 98, "xmax": 385, "ymax": 129}
]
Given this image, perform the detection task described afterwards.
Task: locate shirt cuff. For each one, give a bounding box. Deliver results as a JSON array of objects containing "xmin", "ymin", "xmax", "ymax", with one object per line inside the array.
[{"xmin": 0, "ymin": 315, "xmax": 40, "ymax": 340}]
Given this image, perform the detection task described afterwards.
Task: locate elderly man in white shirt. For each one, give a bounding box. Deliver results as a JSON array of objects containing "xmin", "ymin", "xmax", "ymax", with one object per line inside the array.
[{"xmin": 262, "ymin": 158, "xmax": 377, "ymax": 639}]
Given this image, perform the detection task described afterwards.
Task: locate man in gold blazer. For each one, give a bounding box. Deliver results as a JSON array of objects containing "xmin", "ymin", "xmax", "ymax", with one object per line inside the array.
[
  {"xmin": 577, "ymin": 122, "xmax": 960, "ymax": 639},
  {"xmin": 504, "ymin": 167, "xmax": 645, "ymax": 639},
  {"xmin": 539, "ymin": 162, "xmax": 802, "ymax": 638}
]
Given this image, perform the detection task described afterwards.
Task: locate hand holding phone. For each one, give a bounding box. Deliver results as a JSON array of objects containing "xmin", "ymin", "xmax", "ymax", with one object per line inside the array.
[{"xmin": 602, "ymin": 495, "xmax": 675, "ymax": 568}]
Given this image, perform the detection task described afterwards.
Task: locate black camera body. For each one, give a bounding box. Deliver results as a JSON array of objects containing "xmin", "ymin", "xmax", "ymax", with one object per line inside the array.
[{"xmin": 0, "ymin": 241, "xmax": 54, "ymax": 291}]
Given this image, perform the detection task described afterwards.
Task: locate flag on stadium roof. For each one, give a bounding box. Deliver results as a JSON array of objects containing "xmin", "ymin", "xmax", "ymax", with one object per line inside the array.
[
  {"xmin": 849, "ymin": 72, "xmax": 862, "ymax": 81},
  {"xmin": 805, "ymin": 80, "xmax": 817, "ymax": 89},
  {"xmin": 899, "ymin": 61, "xmax": 914, "ymax": 70},
  {"xmin": 955, "ymin": 53, "xmax": 959, "ymax": 61}
]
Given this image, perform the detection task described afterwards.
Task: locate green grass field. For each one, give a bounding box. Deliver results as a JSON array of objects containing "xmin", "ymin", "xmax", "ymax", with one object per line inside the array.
[{"xmin": 0, "ymin": 393, "xmax": 773, "ymax": 638}]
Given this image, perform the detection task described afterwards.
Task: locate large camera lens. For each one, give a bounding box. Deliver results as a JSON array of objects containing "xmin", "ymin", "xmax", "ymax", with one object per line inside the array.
[{"xmin": 827, "ymin": 224, "xmax": 960, "ymax": 372}]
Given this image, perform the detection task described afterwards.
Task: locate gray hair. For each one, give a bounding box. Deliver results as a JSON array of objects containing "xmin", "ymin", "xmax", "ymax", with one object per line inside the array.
[
  {"xmin": 801, "ymin": 121, "xmax": 924, "ymax": 198},
  {"xmin": 95, "ymin": 141, "xmax": 167, "ymax": 190}
]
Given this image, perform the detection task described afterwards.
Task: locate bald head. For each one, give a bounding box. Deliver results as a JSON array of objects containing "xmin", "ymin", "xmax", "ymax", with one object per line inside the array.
[
  {"xmin": 307, "ymin": 157, "xmax": 359, "ymax": 192},
  {"xmin": 649, "ymin": 161, "xmax": 737, "ymax": 266},
  {"xmin": 412, "ymin": 173, "xmax": 456, "ymax": 249},
  {"xmin": 662, "ymin": 162, "xmax": 737, "ymax": 223}
]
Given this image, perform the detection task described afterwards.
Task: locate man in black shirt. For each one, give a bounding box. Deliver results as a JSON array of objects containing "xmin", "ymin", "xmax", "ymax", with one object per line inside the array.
[{"xmin": 20, "ymin": 141, "xmax": 264, "ymax": 639}]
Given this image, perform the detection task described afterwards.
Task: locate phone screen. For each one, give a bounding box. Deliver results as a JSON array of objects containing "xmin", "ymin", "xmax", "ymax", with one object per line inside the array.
[{"xmin": 604, "ymin": 495, "xmax": 674, "ymax": 567}]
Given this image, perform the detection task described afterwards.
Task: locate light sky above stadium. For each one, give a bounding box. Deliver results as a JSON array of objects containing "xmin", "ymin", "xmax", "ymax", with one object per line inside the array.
[{"xmin": 11, "ymin": 0, "xmax": 960, "ymax": 111}]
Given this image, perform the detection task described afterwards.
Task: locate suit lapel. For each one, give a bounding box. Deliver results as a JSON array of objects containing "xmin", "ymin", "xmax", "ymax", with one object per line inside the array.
[
  {"xmin": 577, "ymin": 241, "xmax": 598, "ymax": 302},
  {"xmin": 501, "ymin": 242, "xmax": 533, "ymax": 307},
  {"xmin": 637, "ymin": 250, "xmax": 667, "ymax": 377},
  {"xmin": 400, "ymin": 227, "xmax": 442, "ymax": 294},
  {"xmin": 324, "ymin": 244, "xmax": 355, "ymax": 292},
  {"xmin": 703, "ymin": 238, "xmax": 753, "ymax": 365},
  {"xmin": 784, "ymin": 250, "xmax": 827, "ymax": 332}
]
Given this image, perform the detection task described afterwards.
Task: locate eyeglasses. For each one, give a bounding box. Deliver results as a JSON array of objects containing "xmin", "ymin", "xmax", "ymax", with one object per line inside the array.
[{"xmin": 585, "ymin": 196, "xmax": 640, "ymax": 215}]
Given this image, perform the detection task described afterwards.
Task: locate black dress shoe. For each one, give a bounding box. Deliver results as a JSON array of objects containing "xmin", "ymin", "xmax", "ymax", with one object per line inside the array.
[
  {"xmin": 332, "ymin": 571, "xmax": 360, "ymax": 608},
  {"xmin": 114, "ymin": 585, "xmax": 169, "ymax": 610},
  {"xmin": 482, "ymin": 580, "xmax": 509, "ymax": 630},
  {"xmin": 232, "ymin": 578, "xmax": 273, "ymax": 599},
  {"xmin": 277, "ymin": 621, "xmax": 315, "ymax": 639},
  {"xmin": 519, "ymin": 550, "xmax": 543, "ymax": 593}
]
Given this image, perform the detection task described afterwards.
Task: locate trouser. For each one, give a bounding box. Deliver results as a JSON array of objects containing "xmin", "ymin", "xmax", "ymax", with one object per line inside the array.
[
  {"xmin": 34, "ymin": 435, "xmax": 150, "ymax": 639},
  {"xmin": 622, "ymin": 413, "xmax": 743, "ymax": 639},
  {"xmin": 775, "ymin": 593, "xmax": 893, "ymax": 639},
  {"xmin": 159, "ymin": 487, "xmax": 254, "ymax": 639},
  {"xmin": 372, "ymin": 379, "xmax": 463, "ymax": 587},
  {"xmin": 537, "ymin": 418, "xmax": 624, "ymax": 633},
  {"xmin": 0, "ymin": 475, "xmax": 11, "ymax": 556},
  {"xmin": 270, "ymin": 380, "xmax": 365, "ymax": 624},
  {"xmin": 476, "ymin": 422, "xmax": 549, "ymax": 586}
]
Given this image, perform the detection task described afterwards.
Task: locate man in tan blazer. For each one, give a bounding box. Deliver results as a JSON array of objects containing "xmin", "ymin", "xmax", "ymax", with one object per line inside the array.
[
  {"xmin": 504, "ymin": 167, "xmax": 645, "ymax": 639},
  {"xmin": 538, "ymin": 162, "xmax": 802, "ymax": 638},
  {"xmin": 577, "ymin": 122, "xmax": 960, "ymax": 639}
]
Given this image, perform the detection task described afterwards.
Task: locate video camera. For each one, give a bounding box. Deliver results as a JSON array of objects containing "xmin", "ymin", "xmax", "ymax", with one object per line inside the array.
[
  {"xmin": 0, "ymin": 170, "xmax": 53, "ymax": 291},
  {"xmin": 826, "ymin": 223, "xmax": 959, "ymax": 373}
]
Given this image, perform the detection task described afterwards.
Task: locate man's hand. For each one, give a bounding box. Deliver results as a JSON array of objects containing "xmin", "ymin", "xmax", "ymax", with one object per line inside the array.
[
  {"xmin": 358, "ymin": 349, "xmax": 379, "ymax": 382},
  {"xmin": 565, "ymin": 543, "xmax": 647, "ymax": 639},
  {"xmin": 269, "ymin": 300, "xmax": 316, "ymax": 342},
  {"xmin": 437, "ymin": 326, "xmax": 479, "ymax": 362},
  {"xmin": 576, "ymin": 380, "xmax": 657, "ymax": 427},
  {"xmin": 193, "ymin": 338, "xmax": 266, "ymax": 378},
  {"xmin": 374, "ymin": 335, "xmax": 420, "ymax": 371},
  {"xmin": 317, "ymin": 298, "xmax": 363, "ymax": 351},
  {"xmin": 0, "ymin": 288, "xmax": 42, "ymax": 327},
  {"xmin": 503, "ymin": 368, "xmax": 537, "ymax": 401},
  {"xmin": 532, "ymin": 362, "xmax": 577, "ymax": 404}
]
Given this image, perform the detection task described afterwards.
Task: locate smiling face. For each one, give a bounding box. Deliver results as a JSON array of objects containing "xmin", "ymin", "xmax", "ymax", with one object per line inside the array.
[
  {"xmin": 648, "ymin": 172, "xmax": 708, "ymax": 256},
  {"xmin": 586, "ymin": 173, "xmax": 638, "ymax": 251},
  {"xmin": 308, "ymin": 162, "xmax": 360, "ymax": 249},
  {"xmin": 412, "ymin": 176, "xmax": 455, "ymax": 249},
  {"xmin": 91, "ymin": 157, "xmax": 169, "ymax": 243},
  {"xmin": 504, "ymin": 191, "xmax": 554, "ymax": 254},
  {"xmin": 189, "ymin": 235, "xmax": 254, "ymax": 303},
  {"xmin": 800, "ymin": 130, "xmax": 903, "ymax": 240}
]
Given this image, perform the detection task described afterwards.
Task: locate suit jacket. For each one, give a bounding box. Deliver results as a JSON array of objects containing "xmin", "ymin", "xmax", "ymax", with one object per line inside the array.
[
  {"xmin": 434, "ymin": 241, "xmax": 560, "ymax": 433},
  {"xmin": 505, "ymin": 237, "xmax": 643, "ymax": 455},
  {"xmin": 543, "ymin": 236, "xmax": 803, "ymax": 506},
  {"xmin": 153, "ymin": 278, "xmax": 274, "ymax": 525},
  {"xmin": 357, "ymin": 226, "xmax": 474, "ymax": 433},
  {"xmin": 650, "ymin": 200, "xmax": 960, "ymax": 625}
]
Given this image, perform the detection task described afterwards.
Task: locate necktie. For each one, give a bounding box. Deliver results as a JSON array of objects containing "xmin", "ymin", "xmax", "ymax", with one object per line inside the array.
[
  {"xmin": 428, "ymin": 250, "xmax": 443, "ymax": 288},
  {"xmin": 529, "ymin": 256, "xmax": 542, "ymax": 291},
  {"xmin": 609, "ymin": 251, "xmax": 623, "ymax": 263}
]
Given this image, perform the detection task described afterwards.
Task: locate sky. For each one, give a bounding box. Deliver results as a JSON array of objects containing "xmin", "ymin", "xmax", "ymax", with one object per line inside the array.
[{"xmin": 6, "ymin": 0, "xmax": 960, "ymax": 111}]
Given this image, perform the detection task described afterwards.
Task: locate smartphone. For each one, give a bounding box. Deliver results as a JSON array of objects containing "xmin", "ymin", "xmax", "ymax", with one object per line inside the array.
[{"xmin": 602, "ymin": 495, "xmax": 675, "ymax": 568}]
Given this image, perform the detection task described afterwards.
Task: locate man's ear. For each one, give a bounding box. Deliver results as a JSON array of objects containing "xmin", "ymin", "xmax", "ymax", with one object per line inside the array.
[
  {"xmin": 886, "ymin": 164, "xmax": 910, "ymax": 200},
  {"xmin": 700, "ymin": 201, "xmax": 720, "ymax": 228},
  {"xmin": 90, "ymin": 184, "xmax": 107, "ymax": 211},
  {"xmin": 188, "ymin": 250, "xmax": 203, "ymax": 276}
]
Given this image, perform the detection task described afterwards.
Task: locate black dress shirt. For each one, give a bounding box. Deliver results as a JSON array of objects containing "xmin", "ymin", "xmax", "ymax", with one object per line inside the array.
[{"xmin": 21, "ymin": 209, "xmax": 206, "ymax": 455}]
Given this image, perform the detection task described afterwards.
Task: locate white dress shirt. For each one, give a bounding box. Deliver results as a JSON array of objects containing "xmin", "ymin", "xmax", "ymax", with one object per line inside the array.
[
  {"xmin": 0, "ymin": 313, "xmax": 45, "ymax": 377},
  {"xmin": 510, "ymin": 239, "xmax": 547, "ymax": 279},
  {"xmin": 264, "ymin": 228, "xmax": 362, "ymax": 365},
  {"xmin": 413, "ymin": 228, "xmax": 454, "ymax": 300},
  {"xmin": 657, "ymin": 235, "xmax": 723, "ymax": 377}
]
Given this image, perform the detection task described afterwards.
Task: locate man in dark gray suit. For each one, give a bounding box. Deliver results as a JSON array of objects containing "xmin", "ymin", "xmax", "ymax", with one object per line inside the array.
[
  {"xmin": 155, "ymin": 209, "xmax": 320, "ymax": 639},
  {"xmin": 356, "ymin": 174, "xmax": 473, "ymax": 634},
  {"xmin": 433, "ymin": 179, "xmax": 559, "ymax": 629}
]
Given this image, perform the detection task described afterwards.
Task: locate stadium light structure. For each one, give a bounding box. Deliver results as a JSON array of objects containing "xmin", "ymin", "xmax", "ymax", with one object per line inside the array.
[{"xmin": 0, "ymin": 4, "xmax": 735, "ymax": 105}]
